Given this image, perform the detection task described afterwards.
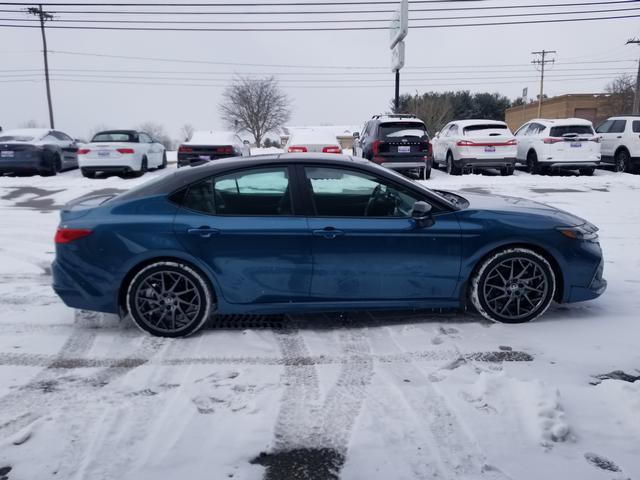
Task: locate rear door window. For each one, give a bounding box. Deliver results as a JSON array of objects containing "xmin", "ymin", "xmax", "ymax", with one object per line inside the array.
[
  {"xmin": 633, "ymin": 120, "xmax": 640, "ymax": 133},
  {"xmin": 183, "ymin": 167, "xmax": 293, "ymax": 216}
]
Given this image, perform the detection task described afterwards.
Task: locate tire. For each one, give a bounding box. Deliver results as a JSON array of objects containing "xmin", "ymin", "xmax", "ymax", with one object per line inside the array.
[
  {"xmin": 81, "ymin": 168, "xmax": 96, "ymax": 179},
  {"xmin": 424, "ymin": 167, "xmax": 432, "ymax": 180},
  {"xmin": 470, "ymin": 248, "xmax": 555, "ymax": 324},
  {"xmin": 500, "ymin": 165, "xmax": 515, "ymax": 176},
  {"xmin": 614, "ymin": 149, "xmax": 630, "ymax": 173},
  {"xmin": 526, "ymin": 151, "xmax": 541, "ymax": 175},
  {"xmin": 126, "ymin": 261, "xmax": 213, "ymax": 337},
  {"xmin": 579, "ymin": 167, "xmax": 595, "ymax": 176},
  {"xmin": 158, "ymin": 152, "xmax": 167, "ymax": 169},
  {"xmin": 132, "ymin": 157, "xmax": 148, "ymax": 178},
  {"xmin": 42, "ymin": 154, "xmax": 61, "ymax": 177},
  {"xmin": 446, "ymin": 152, "xmax": 462, "ymax": 176}
]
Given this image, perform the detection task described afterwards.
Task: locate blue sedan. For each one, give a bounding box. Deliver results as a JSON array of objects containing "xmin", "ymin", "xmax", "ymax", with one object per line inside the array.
[{"xmin": 52, "ymin": 154, "xmax": 606, "ymax": 337}]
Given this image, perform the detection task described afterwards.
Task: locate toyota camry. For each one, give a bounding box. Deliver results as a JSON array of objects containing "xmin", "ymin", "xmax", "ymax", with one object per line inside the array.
[{"xmin": 52, "ymin": 154, "xmax": 606, "ymax": 337}]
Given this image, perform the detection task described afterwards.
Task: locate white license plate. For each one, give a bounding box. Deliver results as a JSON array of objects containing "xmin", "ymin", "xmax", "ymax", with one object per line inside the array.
[
  {"xmin": 98, "ymin": 150, "xmax": 110, "ymax": 156},
  {"xmin": 484, "ymin": 146, "xmax": 496, "ymax": 153},
  {"xmin": 570, "ymin": 142, "xmax": 582, "ymax": 148},
  {"xmin": 397, "ymin": 146, "xmax": 411, "ymax": 153},
  {"xmin": 0, "ymin": 151, "xmax": 14, "ymax": 158},
  {"xmin": 199, "ymin": 155, "xmax": 210, "ymax": 161}
]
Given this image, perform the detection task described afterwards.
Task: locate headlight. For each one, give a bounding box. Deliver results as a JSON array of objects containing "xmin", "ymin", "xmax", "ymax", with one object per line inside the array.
[{"xmin": 557, "ymin": 224, "xmax": 598, "ymax": 241}]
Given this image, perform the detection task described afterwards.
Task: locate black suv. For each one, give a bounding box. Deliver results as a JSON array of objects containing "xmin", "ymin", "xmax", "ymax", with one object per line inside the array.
[{"xmin": 352, "ymin": 114, "xmax": 432, "ymax": 179}]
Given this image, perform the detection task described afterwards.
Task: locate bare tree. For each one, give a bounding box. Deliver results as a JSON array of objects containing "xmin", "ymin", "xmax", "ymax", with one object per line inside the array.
[
  {"xmin": 219, "ymin": 76, "xmax": 291, "ymax": 146},
  {"xmin": 605, "ymin": 73, "xmax": 635, "ymax": 115},
  {"xmin": 136, "ymin": 121, "xmax": 174, "ymax": 150},
  {"xmin": 20, "ymin": 119, "xmax": 45, "ymax": 128},
  {"xmin": 180, "ymin": 123, "xmax": 195, "ymax": 142}
]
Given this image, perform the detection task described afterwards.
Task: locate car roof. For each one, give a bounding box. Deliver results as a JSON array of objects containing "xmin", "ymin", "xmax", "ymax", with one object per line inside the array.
[
  {"xmin": 528, "ymin": 118, "xmax": 593, "ymax": 126},
  {"xmin": 0, "ymin": 128, "xmax": 51, "ymax": 138},
  {"xmin": 94, "ymin": 130, "xmax": 139, "ymax": 135},
  {"xmin": 287, "ymin": 129, "xmax": 340, "ymax": 145},
  {"xmin": 184, "ymin": 130, "xmax": 239, "ymax": 145},
  {"xmin": 607, "ymin": 115, "xmax": 640, "ymax": 120},
  {"xmin": 452, "ymin": 119, "xmax": 507, "ymax": 127}
]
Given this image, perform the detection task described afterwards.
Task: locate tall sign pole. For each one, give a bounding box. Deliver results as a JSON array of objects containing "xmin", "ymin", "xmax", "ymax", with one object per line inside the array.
[
  {"xmin": 27, "ymin": 5, "xmax": 55, "ymax": 128},
  {"xmin": 390, "ymin": 0, "xmax": 408, "ymax": 112},
  {"xmin": 627, "ymin": 38, "xmax": 640, "ymax": 115},
  {"xmin": 522, "ymin": 87, "xmax": 528, "ymax": 124}
]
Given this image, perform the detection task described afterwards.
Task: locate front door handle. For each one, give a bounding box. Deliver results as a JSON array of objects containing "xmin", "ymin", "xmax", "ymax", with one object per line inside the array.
[
  {"xmin": 313, "ymin": 228, "xmax": 345, "ymax": 239},
  {"xmin": 187, "ymin": 227, "xmax": 220, "ymax": 238}
]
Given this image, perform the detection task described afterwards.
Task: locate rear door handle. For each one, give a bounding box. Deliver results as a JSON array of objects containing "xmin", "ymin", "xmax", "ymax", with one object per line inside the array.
[
  {"xmin": 187, "ymin": 227, "xmax": 220, "ymax": 238},
  {"xmin": 313, "ymin": 228, "xmax": 345, "ymax": 239}
]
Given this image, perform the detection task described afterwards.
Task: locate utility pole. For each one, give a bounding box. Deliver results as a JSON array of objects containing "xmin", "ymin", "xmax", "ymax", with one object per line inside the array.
[
  {"xmin": 531, "ymin": 50, "xmax": 556, "ymax": 118},
  {"xmin": 627, "ymin": 38, "xmax": 640, "ymax": 115},
  {"xmin": 27, "ymin": 5, "xmax": 54, "ymax": 129}
]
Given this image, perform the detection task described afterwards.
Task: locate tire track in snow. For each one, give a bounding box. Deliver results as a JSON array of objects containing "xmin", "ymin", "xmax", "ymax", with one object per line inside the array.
[
  {"xmin": 256, "ymin": 315, "xmax": 374, "ymax": 479},
  {"xmin": 367, "ymin": 320, "xmax": 513, "ymax": 480},
  {"xmin": 0, "ymin": 311, "xmax": 167, "ymax": 440}
]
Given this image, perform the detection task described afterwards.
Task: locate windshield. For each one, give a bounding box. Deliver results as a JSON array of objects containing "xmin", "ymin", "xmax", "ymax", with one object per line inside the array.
[
  {"xmin": 378, "ymin": 122, "xmax": 428, "ymax": 140},
  {"xmin": 0, "ymin": 135, "xmax": 35, "ymax": 142},
  {"xmin": 549, "ymin": 125, "xmax": 594, "ymax": 137},
  {"xmin": 92, "ymin": 132, "xmax": 138, "ymax": 143}
]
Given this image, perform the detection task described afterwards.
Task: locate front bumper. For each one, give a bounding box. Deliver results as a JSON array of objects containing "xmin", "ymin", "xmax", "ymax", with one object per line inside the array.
[{"xmin": 567, "ymin": 258, "xmax": 607, "ymax": 302}]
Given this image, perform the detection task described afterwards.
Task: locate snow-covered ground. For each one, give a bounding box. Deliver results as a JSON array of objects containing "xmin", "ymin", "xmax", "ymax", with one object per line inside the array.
[{"xmin": 0, "ymin": 165, "xmax": 639, "ymax": 480}]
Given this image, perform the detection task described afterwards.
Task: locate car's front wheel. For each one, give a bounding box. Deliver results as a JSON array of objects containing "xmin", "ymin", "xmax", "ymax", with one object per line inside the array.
[
  {"xmin": 126, "ymin": 261, "xmax": 213, "ymax": 337},
  {"xmin": 470, "ymin": 248, "xmax": 555, "ymax": 324}
]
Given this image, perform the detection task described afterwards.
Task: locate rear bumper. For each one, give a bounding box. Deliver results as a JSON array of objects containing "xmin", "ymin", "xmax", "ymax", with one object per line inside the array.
[
  {"xmin": 52, "ymin": 258, "xmax": 119, "ymax": 314},
  {"xmin": 0, "ymin": 153, "xmax": 45, "ymax": 174},
  {"xmin": 540, "ymin": 161, "xmax": 600, "ymax": 169},
  {"xmin": 377, "ymin": 155, "xmax": 431, "ymax": 171},
  {"xmin": 457, "ymin": 157, "xmax": 516, "ymax": 168},
  {"xmin": 81, "ymin": 166, "xmax": 134, "ymax": 174},
  {"xmin": 177, "ymin": 154, "xmax": 233, "ymax": 168}
]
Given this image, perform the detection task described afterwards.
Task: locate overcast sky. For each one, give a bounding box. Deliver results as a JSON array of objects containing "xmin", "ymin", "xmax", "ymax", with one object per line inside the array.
[{"xmin": 0, "ymin": 0, "xmax": 638, "ymax": 141}]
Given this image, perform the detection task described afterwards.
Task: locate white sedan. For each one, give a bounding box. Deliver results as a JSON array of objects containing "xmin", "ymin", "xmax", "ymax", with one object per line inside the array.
[
  {"xmin": 286, "ymin": 129, "xmax": 342, "ymax": 154},
  {"xmin": 432, "ymin": 119, "xmax": 517, "ymax": 175},
  {"xmin": 78, "ymin": 130, "xmax": 166, "ymax": 178}
]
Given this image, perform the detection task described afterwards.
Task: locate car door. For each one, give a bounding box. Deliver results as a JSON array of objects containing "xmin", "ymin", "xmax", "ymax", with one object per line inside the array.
[
  {"xmin": 52, "ymin": 131, "xmax": 78, "ymax": 168},
  {"xmin": 301, "ymin": 165, "xmax": 461, "ymax": 301},
  {"xmin": 595, "ymin": 120, "xmax": 614, "ymax": 158},
  {"xmin": 432, "ymin": 124, "xmax": 448, "ymax": 163},
  {"xmin": 354, "ymin": 122, "xmax": 368, "ymax": 157},
  {"xmin": 173, "ymin": 165, "xmax": 312, "ymax": 305},
  {"xmin": 514, "ymin": 123, "xmax": 531, "ymax": 161}
]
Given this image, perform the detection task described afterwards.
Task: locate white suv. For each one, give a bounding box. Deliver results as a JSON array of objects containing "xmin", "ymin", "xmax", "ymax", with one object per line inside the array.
[
  {"xmin": 431, "ymin": 119, "xmax": 517, "ymax": 175},
  {"xmin": 514, "ymin": 118, "xmax": 601, "ymax": 175},
  {"xmin": 596, "ymin": 116, "xmax": 640, "ymax": 173}
]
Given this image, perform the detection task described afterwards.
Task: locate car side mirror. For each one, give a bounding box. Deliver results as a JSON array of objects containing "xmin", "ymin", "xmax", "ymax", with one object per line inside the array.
[
  {"xmin": 412, "ymin": 201, "xmax": 434, "ymax": 228},
  {"xmin": 353, "ymin": 132, "xmax": 360, "ymax": 139}
]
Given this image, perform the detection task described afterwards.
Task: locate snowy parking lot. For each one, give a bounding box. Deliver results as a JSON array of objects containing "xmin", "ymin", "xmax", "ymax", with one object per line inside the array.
[{"xmin": 0, "ymin": 164, "xmax": 639, "ymax": 480}]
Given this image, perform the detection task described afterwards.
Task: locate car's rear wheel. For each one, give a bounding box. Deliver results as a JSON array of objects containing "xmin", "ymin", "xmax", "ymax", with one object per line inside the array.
[
  {"xmin": 126, "ymin": 261, "xmax": 213, "ymax": 337},
  {"xmin": 470, "ymin": 248, "xmax": 555, "ymax": 324},
  {"xmin": 132, "ymin": 157, "xmax": 148, "ymax": 178},
  {"xmin": 423, "ymin": 167, "xmax": 431, "ymax": 180},
  {"xmin": 526, "ymin": 151, "xmax": 541, "ymax": 174},
  {"xmin": 158, "ymin": 152, "xmax": 167, "ymax": 169},
  {"xmin": 614, "ymin": 149, "xmax": 629, "ymax": 173},
  {"xmin": 446, "ymin": 152, "xmax": 462, "ymax": 176},
  {"xmin": 42, "ymin": 154, "xmax": 61, "ymax": 177},
  {"xmin": 81, "ymin": 168, "xmax": 96, "ymax": 178},
  {"xmin": 500, "ymin": 165, "xmax": 514, "ymax": 176}
]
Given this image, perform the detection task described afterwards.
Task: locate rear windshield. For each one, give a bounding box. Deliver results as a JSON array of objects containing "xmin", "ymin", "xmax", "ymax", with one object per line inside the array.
[
  {"xmin": 378, "ymin": 122, "xmax": 428, "ymax": 140},
  {"xmin": 463, "ymin": 124, "xmax": 508, "ymax": 135},
  {"xmin": 549, "ymin": 125, "xmax": 594, "ymax": 137},
  {"xmin": 0, "ymin": 135, "xmax": 35, "ymax": 142},
  {"xmin": 92, "ymin": 132, "xmax": 139, "ymax": 143}
]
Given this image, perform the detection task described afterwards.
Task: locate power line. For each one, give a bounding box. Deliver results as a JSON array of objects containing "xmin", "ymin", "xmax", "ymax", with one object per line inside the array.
[
  {"xmin": 2, "ymin": 12, "xmax": 639, "ymax": 30},
  {"xmin": 3, "ymin": 6, "xmax": 640, "ymax": 24},
  {"xmin": 0, "ymin": 0, "xmax": 487, "ymax": 6}
]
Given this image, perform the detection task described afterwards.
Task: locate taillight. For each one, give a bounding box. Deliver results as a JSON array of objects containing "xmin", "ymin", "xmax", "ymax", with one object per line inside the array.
[
  {"xmin": 178, "ymin": 146, "xmax": 193, "ymax": 153},
  {"xmin": 288, "ymin": 146, "xmax": 308, "ymax": 153},
  {"xmin": 456, "ymin": 140, "xmax": 475, "ymax": 147},
  {"xmin": 218, "ymin": 145, "xmax": 234, "ymax": 154},
  {"xmin": 117, "ymin": 148, "xmax": 135, "ymax": 154},
  {"xmin": 505, "ymin": 139, "xmax": 517, "ymax": 146},
  {"xmin": 322, "ymin": 145, "xmax": 342, "ymax": 154},
  {"xmin": 372, "ymin": 140, "xmax": 380, "ymax": 155},
  {"xmin": 55, "ymin": 228, "xmax": 92, "ymax": 244},
  {"xmin": 543, "ymin": 137, "xmax": 563, "ymax": 144},
  {"xmin": 427, "ymin": 142, "xmax": 433, "ymax": 157},
  {"xmin": 77, "ymin": 149, "xmax": 91, "ymax": 155}
]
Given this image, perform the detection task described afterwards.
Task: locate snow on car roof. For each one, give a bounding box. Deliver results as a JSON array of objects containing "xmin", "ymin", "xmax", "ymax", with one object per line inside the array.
[
  {"xmin": 455, "ymin": 119, "xmax": 507, "ymax": 127},
  {"xmin": 185, "ymin": 130, "xmax": 238, "ymax": 145},
  {"xmin": 0, "ymin": 128, "xmax": 50, "ymax": 140},
  {"xmin": 287, "ymin": 128, "xmax": 340, "ymax": 146},
  {"xmin": 531, "ymin": 118, "xmax": 594, "ymax": 126}
]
